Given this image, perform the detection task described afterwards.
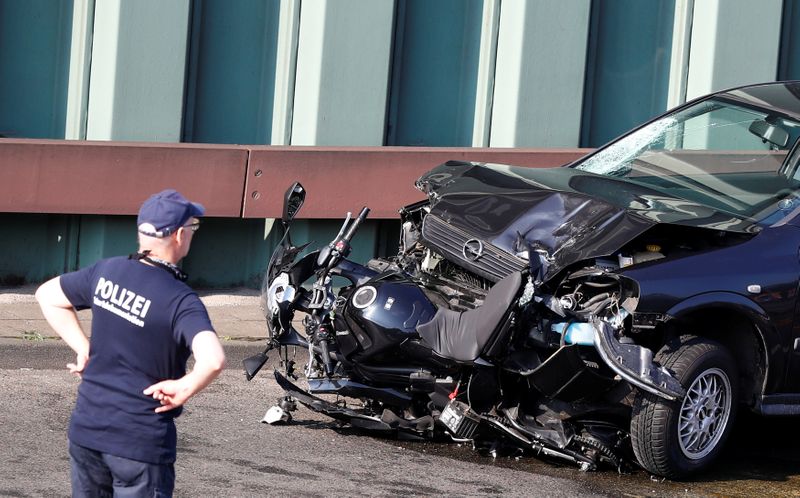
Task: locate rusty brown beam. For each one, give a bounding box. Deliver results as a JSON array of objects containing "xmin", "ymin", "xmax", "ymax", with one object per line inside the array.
[
  {"xmin": 0, "ymin": 139, "xmax": 590, "ymax": 219},
  {"xmin": 244, "ymin": 147, "xmax": 589, "ymax": 218},
  {"xmin": 0, "ymin": 139, "xmax": 248, "ymax": 217}
]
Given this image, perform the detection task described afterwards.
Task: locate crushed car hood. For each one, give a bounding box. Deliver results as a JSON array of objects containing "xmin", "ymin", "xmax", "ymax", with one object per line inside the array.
[{"xmin": 416, "ymin": 161, "xmax": 758, "ymax": 281}]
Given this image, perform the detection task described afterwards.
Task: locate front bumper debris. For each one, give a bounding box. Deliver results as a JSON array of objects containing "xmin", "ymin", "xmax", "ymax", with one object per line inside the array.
[{"xmin": 592, "ymin": 318, "xmax": 685, "ymax": 400}]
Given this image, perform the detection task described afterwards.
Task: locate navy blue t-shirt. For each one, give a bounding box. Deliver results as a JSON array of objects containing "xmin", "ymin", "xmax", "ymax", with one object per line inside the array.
[{"xmin": 59, "ymin": 256, "xmax": 214, "ymax": 464}]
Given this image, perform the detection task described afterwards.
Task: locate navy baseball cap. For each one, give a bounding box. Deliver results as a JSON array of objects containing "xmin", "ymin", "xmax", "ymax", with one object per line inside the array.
[{"xmin": 137, "ymin": 189, "xmax": 205, "ymax": 238}]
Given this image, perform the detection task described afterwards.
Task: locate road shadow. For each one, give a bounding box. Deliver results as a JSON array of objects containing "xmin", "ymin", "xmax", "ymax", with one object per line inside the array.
[{"xmin": 691, "ymin": 409, "xmax": 799, "ymax": 484}]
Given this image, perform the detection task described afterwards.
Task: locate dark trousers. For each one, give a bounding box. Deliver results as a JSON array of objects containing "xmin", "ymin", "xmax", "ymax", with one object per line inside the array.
[{"xmin": 69, "ymin": 441, "xmax": 175, "ymax": 498}]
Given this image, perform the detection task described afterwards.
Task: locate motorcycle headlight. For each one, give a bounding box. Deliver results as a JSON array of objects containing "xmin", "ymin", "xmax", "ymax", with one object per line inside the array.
[{"xmin": 266, "ymin": 273, "xmax": 295, "ymax": 316}]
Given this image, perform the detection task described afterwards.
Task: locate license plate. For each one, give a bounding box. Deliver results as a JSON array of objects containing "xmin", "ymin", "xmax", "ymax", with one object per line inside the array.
[
  {"xmin": 440, "ymin": 402, "xmax": 464, "ymax": 433},
  {"xmin": 439, "ymin": 399, "xmax": 480, "ymax": 439}
]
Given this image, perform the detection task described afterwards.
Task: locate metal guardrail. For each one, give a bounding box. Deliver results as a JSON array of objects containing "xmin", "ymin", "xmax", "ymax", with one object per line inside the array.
[{"xmin": 0, "ymin": 139, "xmax": 589, "ymax": 219}]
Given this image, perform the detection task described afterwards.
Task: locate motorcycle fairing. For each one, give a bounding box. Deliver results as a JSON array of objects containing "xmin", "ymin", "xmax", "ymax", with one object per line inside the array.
[
  {"xmin": 274, "ymin": 370, "xmax": 397, "ymax": 432},
  {"xmin": 243, "ymin": 324, "xmax": 308, "ymax": 381},
  {"xmin": 417, "ymin": 272, "xmax": 522, "ymax": 362},
  {"xmin": 306, "ymin": 377, "xmax": 412, "ymax": 407}
]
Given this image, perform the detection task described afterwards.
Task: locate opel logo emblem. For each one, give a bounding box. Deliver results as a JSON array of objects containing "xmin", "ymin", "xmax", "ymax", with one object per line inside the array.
[{"xmin": 462, "ymin": 239, "xmax": 484, "ymax": 262}]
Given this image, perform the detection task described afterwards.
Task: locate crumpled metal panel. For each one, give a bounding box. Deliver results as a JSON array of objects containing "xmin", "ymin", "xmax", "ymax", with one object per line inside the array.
[{"xmin": 417, "ymin": 161, "xmax": 759, "ymax": 281}]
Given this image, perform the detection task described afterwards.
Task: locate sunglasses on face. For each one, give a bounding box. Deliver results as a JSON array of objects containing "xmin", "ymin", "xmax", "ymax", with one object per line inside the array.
[{"xmin": 183, "ymin": 220, "xmax": 201, "ymax": 232}]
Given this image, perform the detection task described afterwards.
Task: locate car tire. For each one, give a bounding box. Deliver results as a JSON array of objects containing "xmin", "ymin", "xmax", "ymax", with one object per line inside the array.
[{"xmin": 630, "ymin": 335, "xmax": 738, "ymax": 479}]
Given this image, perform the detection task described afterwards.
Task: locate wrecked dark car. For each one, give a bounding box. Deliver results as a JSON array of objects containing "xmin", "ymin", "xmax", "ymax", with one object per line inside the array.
[{"xmin": 248, "ymin": 81, "xmax": 800, "ymax": 479}]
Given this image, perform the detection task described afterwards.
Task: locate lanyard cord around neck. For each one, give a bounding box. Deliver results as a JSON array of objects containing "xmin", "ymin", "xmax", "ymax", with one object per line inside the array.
[{"xmin": 129, "ymin": 250, "xmax": 188, "ymax": 282}]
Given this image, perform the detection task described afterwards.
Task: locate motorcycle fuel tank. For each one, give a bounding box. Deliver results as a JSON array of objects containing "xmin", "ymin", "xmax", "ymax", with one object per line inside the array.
[{"xmin": 343, "ymin": 273, "xmax": 436, "ymax": 360}]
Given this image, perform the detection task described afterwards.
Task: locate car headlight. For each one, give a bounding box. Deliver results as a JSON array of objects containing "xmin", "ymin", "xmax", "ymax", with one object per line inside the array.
[{"xmin": 266, "ymin": 273, "xmax": 295, "ymax": 316}]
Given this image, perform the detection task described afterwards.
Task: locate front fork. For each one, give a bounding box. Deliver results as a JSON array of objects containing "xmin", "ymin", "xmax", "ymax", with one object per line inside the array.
[
  {"xmin": 302, "ymin": 272, "xmax": 342, "ymax": 378},
  {"xmin": 303, "ymin": 312, "xmax": 336, "ymax": 377}
]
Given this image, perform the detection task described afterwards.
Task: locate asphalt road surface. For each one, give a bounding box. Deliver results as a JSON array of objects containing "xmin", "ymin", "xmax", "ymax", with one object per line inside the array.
[{"xmin": 1, "ymin": 339, "xmax": 798, "ymax": 497}]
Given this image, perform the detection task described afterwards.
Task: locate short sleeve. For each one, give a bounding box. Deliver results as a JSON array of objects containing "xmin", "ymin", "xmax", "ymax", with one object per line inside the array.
[
  {"xmin": 59, "ymin": 264, "xmax": 98, "ymax": 310},
  {"xmin": 173, "ymin": 293, "xmax": 215, "ymax": 348}
]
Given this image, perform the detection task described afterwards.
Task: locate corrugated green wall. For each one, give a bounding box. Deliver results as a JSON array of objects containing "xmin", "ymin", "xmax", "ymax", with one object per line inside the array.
[
  {"xmin": 0, "ymin": 214, "xmax": 399, "ymax": 288},
  {"xmin": 0, "ymin": 0, "xmax": 73, "ymax": 139}
]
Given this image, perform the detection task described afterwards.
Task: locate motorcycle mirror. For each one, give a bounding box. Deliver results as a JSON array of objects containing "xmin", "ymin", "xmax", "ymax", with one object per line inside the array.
[{"xmin": 282, "ymin": 182, "xmax": 306, "ymax": 224}]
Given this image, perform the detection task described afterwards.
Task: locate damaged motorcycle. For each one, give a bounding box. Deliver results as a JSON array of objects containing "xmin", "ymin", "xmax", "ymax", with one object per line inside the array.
[
  {"xmin": 246, "ymin": 81, "xmax": 800, "ymax": 479},
  {"xmin": 245, "ymin": 180, "xmax": 684, "ymax": 475}
]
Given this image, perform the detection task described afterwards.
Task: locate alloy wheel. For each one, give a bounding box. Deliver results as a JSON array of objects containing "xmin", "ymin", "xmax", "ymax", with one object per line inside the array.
[{"xmin": 677, "ymin": 367, "xmax": 732, "ymax": 460}]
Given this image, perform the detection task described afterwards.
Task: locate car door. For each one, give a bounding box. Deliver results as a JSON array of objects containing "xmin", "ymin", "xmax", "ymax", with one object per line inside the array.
[{"xmin": 781, "ymin": 213, "xmax": 800, "ymax": 394}]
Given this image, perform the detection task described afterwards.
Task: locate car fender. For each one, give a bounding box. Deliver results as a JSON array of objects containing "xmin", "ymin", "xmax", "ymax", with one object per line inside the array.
[{"xmin": 665, "ymin": 291, "xmax": 779, "ymax": 395}]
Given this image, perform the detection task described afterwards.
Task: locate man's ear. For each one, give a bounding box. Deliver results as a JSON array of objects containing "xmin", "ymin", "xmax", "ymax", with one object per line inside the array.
[{"xmin": 174, "ymin": 227, "xmax": 187, "ymax": 245}]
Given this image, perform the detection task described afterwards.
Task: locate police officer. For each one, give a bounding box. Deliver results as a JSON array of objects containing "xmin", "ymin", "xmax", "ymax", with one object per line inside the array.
[{"xmin": 36, "ymin": 189, "xmax": 226, "ymax": 497}]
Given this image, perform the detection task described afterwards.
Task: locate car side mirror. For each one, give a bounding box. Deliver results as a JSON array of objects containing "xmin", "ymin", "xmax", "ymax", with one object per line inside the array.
[
  {"xmin": 282, "ymin": 182, "xmax": 305, "ymax": 224},
  {"xmin": 749, "ymin": 119, "xmax": 789, "ymax": 148}
]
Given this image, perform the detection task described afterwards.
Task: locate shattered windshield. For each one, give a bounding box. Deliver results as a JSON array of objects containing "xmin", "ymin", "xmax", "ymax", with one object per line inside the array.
[{"xmin": 574, "ymin": 98, "xmax": 800, "ymax": 223}]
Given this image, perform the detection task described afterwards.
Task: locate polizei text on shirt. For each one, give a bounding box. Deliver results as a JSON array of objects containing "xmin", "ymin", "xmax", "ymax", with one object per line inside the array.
[{"xmin": 93, "ymin": 277, "xmax": 152, "ymax": 327}]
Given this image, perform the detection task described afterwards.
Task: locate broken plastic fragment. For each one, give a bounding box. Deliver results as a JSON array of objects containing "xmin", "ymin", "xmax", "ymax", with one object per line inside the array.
[{"xmin": 262, "ymin": 405, "xmax": 291, "ymax": 424}]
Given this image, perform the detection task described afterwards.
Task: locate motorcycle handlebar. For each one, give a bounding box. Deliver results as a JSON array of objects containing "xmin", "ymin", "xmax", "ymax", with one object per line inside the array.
[
  {"xmin": 333, "ymin": 212, "xmax": 352, "ymax": 242},
  {"xmin": 320, "ymin": 206, "xmax": 370, "ymax": 274},
  {"xmin": 342, "ymin": 207, "xmax": 370, "ymax": 243}
]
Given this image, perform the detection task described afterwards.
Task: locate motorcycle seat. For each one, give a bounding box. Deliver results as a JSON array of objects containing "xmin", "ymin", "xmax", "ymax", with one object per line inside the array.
[{"xmin": 417, "ymin": 272, "xmax": 522, "ymax": 362}]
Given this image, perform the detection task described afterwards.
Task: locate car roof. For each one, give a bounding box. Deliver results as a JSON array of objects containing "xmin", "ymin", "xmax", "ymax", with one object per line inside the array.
[{"xmin": 719, "ymin": 81, "xmax": 800, "ymax": 120}]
